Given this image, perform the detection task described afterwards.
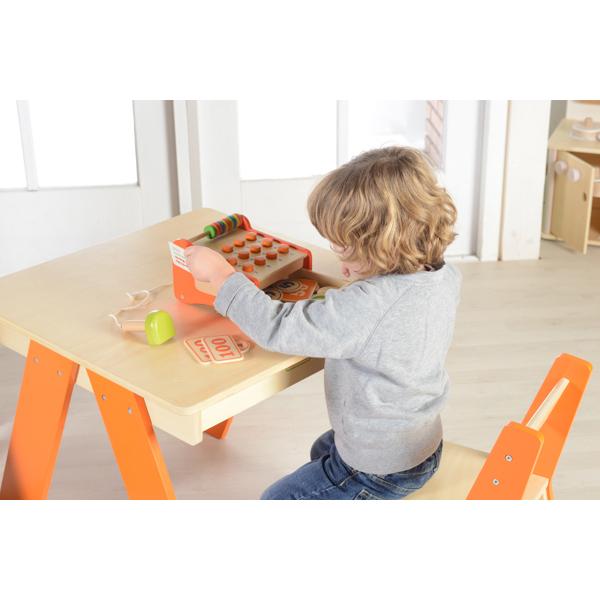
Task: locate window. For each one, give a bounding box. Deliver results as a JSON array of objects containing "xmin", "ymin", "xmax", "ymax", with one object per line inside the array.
[
  {"xmin": 1, "ymin": 101, "xmax": 138, "ymax": 189},
  {"xmin": 342, "ymin": 100, "xmax": 426, "ymax": 159},
  {"xmin": 340, "ymin": 100, "xmax": 446, "ymax": 169},
  {"xmin": 237, "ymin": 100, "xmax": 446, "ymax": 180},
  {"xmin": 237, "ymin": 100, "xmax": 337, "ymax": 180}
]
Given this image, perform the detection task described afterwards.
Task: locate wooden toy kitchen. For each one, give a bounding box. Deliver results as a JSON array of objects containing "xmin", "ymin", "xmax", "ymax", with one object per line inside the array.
[{"xmin": 543, "ymin": 113, "xmax": 600, "ymax": 253}]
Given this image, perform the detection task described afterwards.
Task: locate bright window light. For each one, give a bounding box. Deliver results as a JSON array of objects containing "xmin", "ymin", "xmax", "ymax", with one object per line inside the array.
[
  {"xmin": 28, "ymin": 100, "xmax": 138, "ymax": 188},
  {"xmin": 0, "ymin": 101, "xmax": 26, "ymax": 189},
  {"xmin": 344, "ymin": 101, "xmax": 426, "ymax": 161},
  {"xmin": 238, "ymin": 100, "xmax": 337, "ymax": 180}
]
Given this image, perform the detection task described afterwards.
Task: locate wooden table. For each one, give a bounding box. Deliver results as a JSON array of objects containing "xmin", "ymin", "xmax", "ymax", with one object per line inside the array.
[{"xmin": 0, "ymin": 208, "xmax": 342, "ymax": 499}]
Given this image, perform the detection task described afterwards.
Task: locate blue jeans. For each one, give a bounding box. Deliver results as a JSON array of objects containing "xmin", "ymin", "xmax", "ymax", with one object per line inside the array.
[{"xmin": 260, "ymin": 430, "xmax": 442, "ymax": 500}]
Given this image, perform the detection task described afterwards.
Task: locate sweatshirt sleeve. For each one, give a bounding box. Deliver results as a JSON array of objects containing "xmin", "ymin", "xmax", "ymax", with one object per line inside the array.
[{"xmin": 214, "ymin": 272, "xmax": 380, "ymax": 359}]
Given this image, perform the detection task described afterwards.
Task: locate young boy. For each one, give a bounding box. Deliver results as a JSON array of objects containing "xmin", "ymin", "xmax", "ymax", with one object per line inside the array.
[{"xmin": 185, "ymin": 146, "xmax": 461, "ymax": 500}]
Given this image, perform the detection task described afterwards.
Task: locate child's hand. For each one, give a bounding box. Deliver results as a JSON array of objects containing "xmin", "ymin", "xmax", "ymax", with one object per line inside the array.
[{"xmin": 184, "ymin": 245, "xmax": 235, "ymax": 291}]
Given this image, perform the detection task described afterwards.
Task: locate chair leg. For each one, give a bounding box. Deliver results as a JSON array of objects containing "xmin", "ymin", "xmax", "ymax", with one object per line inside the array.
[
  {"xmin": 1, "ymin": 341, "xmax": 79, "ymax": 499},
  {"xmin": 87, "ymin": 370, "xmax": 175, "ymax": 499},
  {"xmin": 205, "ymin": 417, "xmax": 233, "ymax": 440}
]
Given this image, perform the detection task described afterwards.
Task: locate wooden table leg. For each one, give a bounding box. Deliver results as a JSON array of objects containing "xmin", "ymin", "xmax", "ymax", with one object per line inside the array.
[
  {"xmin": 87, "ymin": 370, "xmax": 176, "ymax": 499},
  {"xmin": 1, "ymin": 340, "xmax": 79, "ymax": 499}
]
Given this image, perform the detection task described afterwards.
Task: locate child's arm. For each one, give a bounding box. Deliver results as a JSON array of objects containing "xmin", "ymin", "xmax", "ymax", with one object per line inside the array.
[
  {"xmin": 216, "ymin": 272, "xmax": 377, "ymax": 358},
  {"xmin": 185, "ymin": 245, "xmax": 381, "ymax": 359}
]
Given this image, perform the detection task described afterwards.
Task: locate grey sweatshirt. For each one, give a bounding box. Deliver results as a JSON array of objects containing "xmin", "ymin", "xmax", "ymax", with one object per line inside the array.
[{"xmin": 214, "ymin": 264, "xmax": 462, "ymax": 475}]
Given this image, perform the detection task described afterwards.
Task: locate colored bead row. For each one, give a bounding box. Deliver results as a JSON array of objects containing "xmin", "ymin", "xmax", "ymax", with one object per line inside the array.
[{"xmin": 203, "ymin": 213, "xmax": 244, "ymax": 239}]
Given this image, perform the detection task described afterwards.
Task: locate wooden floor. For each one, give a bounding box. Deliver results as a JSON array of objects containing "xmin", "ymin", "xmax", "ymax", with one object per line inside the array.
[{"xmin": 1, "ymin": 240, "xmax": 598, "ymax": 499}]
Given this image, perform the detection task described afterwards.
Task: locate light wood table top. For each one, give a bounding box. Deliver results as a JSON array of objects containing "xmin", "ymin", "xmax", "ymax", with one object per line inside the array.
[{"xmin": 0, "ymin": 208, "xmax": 344, "ymax": 444}]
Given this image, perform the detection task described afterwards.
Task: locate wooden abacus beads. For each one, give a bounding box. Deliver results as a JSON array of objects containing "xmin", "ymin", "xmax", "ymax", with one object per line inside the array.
[{"xmin": 204, "ymin": 213, "xmax": 243, "ymax": 239}]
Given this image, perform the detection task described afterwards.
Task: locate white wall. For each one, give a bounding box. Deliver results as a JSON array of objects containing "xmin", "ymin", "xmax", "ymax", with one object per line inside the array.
[
  {"xmin": 0, "ymin": 101, "xmax": 178, "ymax": 277},
  {"xmin": 566, "ymin": 101, "xmax": 600, "ymax": 120},
  {"xmin": 438, "ymin": 100, "xmax": 483, "ymax": 257},
  {"xmin": 181, "ymin": 99, "xmax": 554, "ymax": 263},
  {"xmin": 477, "ymin": 101, "xmax": 509, "ymax": 261},
  {"xmin": 549, "ymin": 100, "xmax": 567, "ymax": 136},
  {"xmin": 0, "ymin": 187, "xmax": 143, "ymax": 275},
  {"xmin": 191, "ymin": 101, "xmax": 327, "ymax": 247},
  {"xmin": 191, "ymin": 100, "xmax": 486, "ymax": 256},
  {"xmin": 241, "ymin": 177, "xmax": 327, "ymax": 248},
  {"xmin": 500, "ymin": 101, "xmax": 551, "ymax": 261},
  {"xmin": 195, "ymin": 101, "xmax": 242, "ymax": 215},
  {"xmin": 134, "ymin": 101, "xmax": 180, "ymax": 224}
]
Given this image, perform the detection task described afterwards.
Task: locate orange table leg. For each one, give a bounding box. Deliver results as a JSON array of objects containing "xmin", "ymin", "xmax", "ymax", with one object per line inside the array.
[
  {"xmin": 206, "ymin": 417, "xmax": 233, "ymax": 440},
  {"xmin": 1, "ymin": 340, "xmax": 79, "ymax": 499},
  {"xmin": 87, "ymin": 370, "xmax": 175, "ymax": 499}
]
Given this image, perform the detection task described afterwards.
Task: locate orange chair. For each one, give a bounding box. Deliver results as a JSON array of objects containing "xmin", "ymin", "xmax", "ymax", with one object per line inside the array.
[{"xmin": 406, "ymin": 353, "xmax": 592, "ymax": 500}]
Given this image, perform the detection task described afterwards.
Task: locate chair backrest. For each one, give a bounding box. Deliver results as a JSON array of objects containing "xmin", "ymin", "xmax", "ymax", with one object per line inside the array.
[
  {"xmin": 467, "ymin": 353, "xmax": 592, "ymax": 500},
  {"xmin": 525, "ymin": 377, "xmax": 570, "ymax": 431}
]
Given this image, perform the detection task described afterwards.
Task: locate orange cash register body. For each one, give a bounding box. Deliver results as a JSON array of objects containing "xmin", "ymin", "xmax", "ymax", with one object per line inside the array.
[{"xmin": 170, "ymin": 213, "xmax": 313, "ymax": 306}]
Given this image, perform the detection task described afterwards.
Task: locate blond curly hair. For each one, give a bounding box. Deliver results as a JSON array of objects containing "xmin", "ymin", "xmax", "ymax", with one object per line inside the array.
[{"xmin": 307, "ymin": 146, "xmax": 457, "ymax": 276}]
